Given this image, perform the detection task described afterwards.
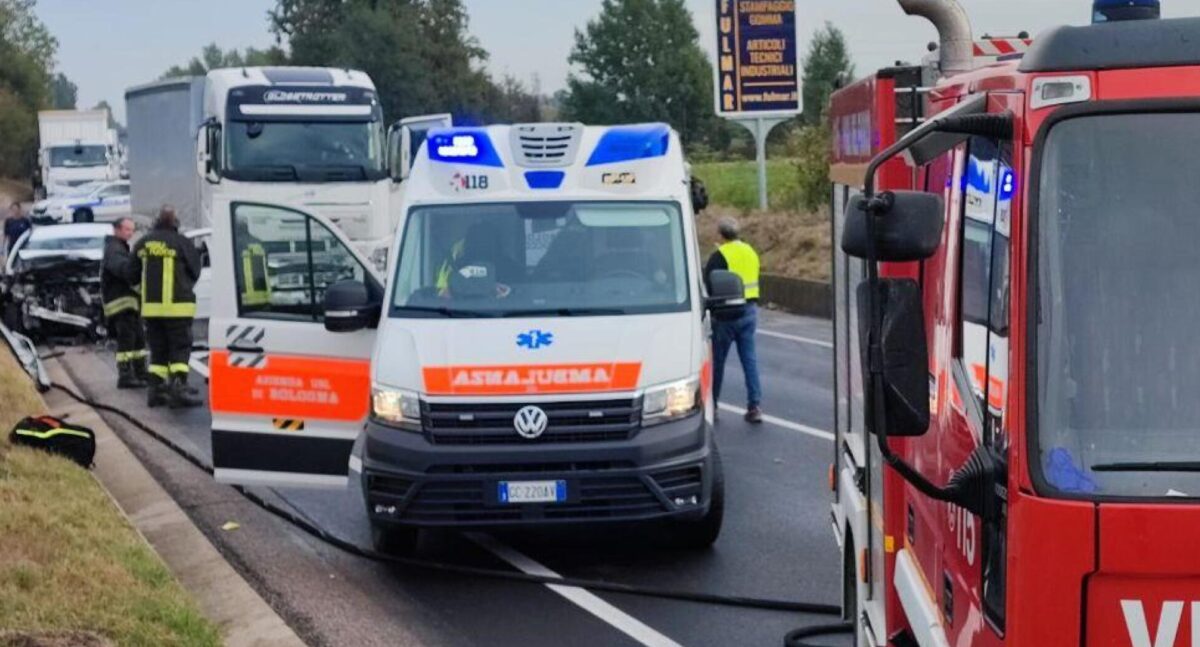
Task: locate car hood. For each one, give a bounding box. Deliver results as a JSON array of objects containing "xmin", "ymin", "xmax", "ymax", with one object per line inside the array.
[
  {"xmin": 373, "ymin": 311, "xmax": 697, "ymax": 397},
  {"xmin": 15, "ymin": 249, "xmax": 103, "ymax": 265}
]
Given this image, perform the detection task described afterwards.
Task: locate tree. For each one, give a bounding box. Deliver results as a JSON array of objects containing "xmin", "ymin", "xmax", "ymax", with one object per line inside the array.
[
  {"xmin": 561, "ymin": 0, "xmax": 716, "ymax": 147},
  {"xmin": 801, "ymin": 23, "xmax": 854, "ymax": 125},
  {"xmin": 269, "ymin": 0, "xmax": 512, "ymax": 122},
  {"xmin": 160, "ymin": 43, "xmax": 284, "ymax": 79},
  {"xmin": 0, "ymin": 0, "xmax": 56, "ymax": 178},
  {"xmin": 50, "ymin": 72, "xmax": 75, "ymax": 109}
]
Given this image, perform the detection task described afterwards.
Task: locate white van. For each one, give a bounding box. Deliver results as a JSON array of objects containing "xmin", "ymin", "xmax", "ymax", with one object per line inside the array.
[{"xmin": 205, "ymin": 123, "xmax": 746, "ymax": 552}]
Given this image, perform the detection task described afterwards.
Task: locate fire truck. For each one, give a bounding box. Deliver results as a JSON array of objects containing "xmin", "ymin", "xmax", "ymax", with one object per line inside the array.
[{"xmin": 828, "ymin": 1, "xmax": 1200, "ymax": 645}]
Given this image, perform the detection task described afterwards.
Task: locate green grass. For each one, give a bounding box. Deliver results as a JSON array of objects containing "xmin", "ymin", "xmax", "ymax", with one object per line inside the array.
[
  {"xmin": 0, "ymin": 350, "xmax": 221, "ymax": 647},
  {"xmin": 691, "ymin": 159, "xmax": 802, "ymax": 213}
]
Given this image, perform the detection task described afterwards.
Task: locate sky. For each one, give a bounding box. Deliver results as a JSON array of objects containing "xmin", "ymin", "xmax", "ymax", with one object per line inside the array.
[{"xmin": 36, "ymin": 0, "xmax": 1197, "ymax": 124}]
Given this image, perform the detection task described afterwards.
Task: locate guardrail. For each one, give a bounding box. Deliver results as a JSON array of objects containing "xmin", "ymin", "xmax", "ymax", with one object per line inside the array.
[{"xmin": 761, "ymin": 274, "xmax": 832, "ymax": 320}]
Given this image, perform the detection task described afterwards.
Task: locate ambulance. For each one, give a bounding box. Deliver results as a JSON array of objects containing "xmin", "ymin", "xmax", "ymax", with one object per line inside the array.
[{"xmin": 205, "ymin": 122, "xmax": 745, "ymax": 552}]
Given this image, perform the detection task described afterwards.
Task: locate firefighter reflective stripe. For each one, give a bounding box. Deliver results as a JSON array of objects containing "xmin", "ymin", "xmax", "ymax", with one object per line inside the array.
[
  {"xmin": 718, "ymin": 240, "xmax": 761, "ymax": 299},
  {"xmin": 116, "ymin": 350, "xmax": 147, "ymax": 362},
  {"xmin": 14, "ymin": 426, "xmax": 92, "ymax": 440},
  {"xmin": 435, "ymin": 239, "xmax": 467, "ymax": 293},
  {"xmin": 130, "ymin": 349, "xmax": 148, "ymax": 359},
  {"xmin": 241, "ymin": 244, "xmax": 270, "ymax": 306},
  {"xmin": 149, "ymin": 364, "xmax": 169, "ymax": 378},
  {"xmin": 140, "ymin": 240, "xmax": 195, "ymax": 318},
  {"xmin": 103, "ymin": 296, "xmax": 138, "ymax": 316},
  {"xmin": 169, "ymin": 363, "xmax": 189, "ymax": 375}
]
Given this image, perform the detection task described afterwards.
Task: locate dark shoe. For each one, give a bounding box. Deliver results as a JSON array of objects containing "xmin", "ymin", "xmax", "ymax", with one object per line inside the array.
[
  {"xmin": 147, "ymin": 376, "xmax": 167, "ymax": 408},
  {"xmin": 168, "ymin": 375, "xmax": 203, "ymax": 409},
  {"xmin": 744, "ymin": 406, "xmax": 763, "ymax": 424},
  {"xmin": 133, "ymin": 356, "xmax": 150, "ymax": 382},
  {"xmin": 117, "ymin": 362, "xmax": 146, "ymax": 389}
]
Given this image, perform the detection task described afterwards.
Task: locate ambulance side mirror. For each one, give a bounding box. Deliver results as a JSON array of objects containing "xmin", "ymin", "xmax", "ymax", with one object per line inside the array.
[
  {"xmin": 842, "ymin": 191, "xmax": 943, "ymax": 262},
  {"xmin": 324, "ymin": 280, "xmax": 379, "ymax": 333},
  {"xmin": 706, "ymin": 270, "xmax": 746, "ymax": 317}
]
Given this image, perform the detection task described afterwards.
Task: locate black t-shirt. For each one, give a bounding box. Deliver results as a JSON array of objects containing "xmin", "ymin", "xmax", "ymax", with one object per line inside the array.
[{"xmin": 4, "ymin": 216, "xmax": 32, "ymax": 251}]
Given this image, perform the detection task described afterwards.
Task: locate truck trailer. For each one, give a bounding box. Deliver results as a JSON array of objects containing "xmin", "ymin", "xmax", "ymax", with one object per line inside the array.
[
  {"xmin": 828, "ymin": 0, "xmax": 1200, "ymax": 645},
  {"xmin": 36, "ymin": 109, "xmax": 121, "ymax": 198}
]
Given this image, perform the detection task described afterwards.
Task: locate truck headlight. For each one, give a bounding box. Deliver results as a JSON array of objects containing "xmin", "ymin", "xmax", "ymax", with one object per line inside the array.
[
  {"xmin": 371, "ymin": 384, "xmax": 421, "ymax": 431},
  {"xmin": 642, "ymin": 376, "xmax": 701, "ymax": 426}
]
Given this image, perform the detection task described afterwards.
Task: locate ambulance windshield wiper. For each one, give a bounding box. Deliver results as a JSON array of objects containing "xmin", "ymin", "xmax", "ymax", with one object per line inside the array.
[
  {"xmin": 1091, "ymin": 461, "xmax": 1200, "ymax": 472},
  {"xmin": 393, "ymin": 305, "xmax": 501, "ymax": 318},
  {"xmin": 501, "ymin": 307, "xmax": 626, "ymax": 317}
]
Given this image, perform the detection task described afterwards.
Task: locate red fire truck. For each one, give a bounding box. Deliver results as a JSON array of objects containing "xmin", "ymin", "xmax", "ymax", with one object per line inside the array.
[{"xmin": 828, "ymin": 1, "xmax": 1200, "ymax": 645}]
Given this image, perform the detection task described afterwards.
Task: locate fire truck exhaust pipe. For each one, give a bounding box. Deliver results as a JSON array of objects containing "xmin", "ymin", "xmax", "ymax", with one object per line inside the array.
[{"xmin": 897, "ymin": 0, "xmax": 974, "ymax": 77}]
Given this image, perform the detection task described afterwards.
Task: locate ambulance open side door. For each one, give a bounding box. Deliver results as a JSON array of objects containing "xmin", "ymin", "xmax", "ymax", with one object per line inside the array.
[{"xmin": 208, "ymin": 197, "xmax": 383, "ymax": 488}]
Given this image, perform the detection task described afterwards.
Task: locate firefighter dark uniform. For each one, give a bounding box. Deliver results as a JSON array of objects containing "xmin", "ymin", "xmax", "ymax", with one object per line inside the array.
[
  {"xmin": 102, "ymin": 234, "xmax": 147, "ymax": 389},
  {"xmin": 129, "ymin": 223, "xmax": 203, "ymax": 408}
]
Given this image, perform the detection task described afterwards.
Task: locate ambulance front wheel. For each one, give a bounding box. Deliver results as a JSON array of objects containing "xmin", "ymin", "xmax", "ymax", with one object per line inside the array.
[{"xmin": 371, "ymin": 522, "xmax": 419, "ymax": 556}]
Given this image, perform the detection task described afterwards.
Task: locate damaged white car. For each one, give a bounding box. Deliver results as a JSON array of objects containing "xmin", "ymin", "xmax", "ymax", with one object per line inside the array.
[{"xmin": 2, "ymin": 223, "xmax": 110, "ymax": 340}]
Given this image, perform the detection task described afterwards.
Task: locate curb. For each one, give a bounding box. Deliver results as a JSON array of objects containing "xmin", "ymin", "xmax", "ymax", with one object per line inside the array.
[{"xmin": 42, "ymin": 359, "xmax": 307, "ymax": 647}]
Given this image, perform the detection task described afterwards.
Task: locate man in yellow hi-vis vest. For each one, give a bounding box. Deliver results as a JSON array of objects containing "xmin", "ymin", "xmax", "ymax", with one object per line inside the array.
[
  {"xmin": 129, "ymin": 206, "xmax": 203, "ymax": 409},
  {"xmin": 705, "ymin": 216, "xmax": 763, "ymax": 424}
]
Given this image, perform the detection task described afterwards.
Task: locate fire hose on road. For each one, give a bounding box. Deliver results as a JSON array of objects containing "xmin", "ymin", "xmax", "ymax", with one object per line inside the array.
[{"xmin": 48, "ymin": 376, "xmax": 854, "ymax": 646}]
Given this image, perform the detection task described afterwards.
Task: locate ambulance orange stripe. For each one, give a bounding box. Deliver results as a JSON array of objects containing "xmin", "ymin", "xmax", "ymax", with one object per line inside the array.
[
  {"xmin": 423, "ymin": 363, "xmax": 642, "ymax": 395},
  {"xmin": 210, "ymin": 351, "xmax": 370, "ymax": 421}
]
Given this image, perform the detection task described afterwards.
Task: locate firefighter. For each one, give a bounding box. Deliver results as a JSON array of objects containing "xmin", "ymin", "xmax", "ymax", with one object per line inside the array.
[
  {"xmin": 235, "ymin": 216, "xmax": 270, "ymax": 309},
  {"xmin": 129, "ymin": 205, "xmax": 203, "ymax": 409},
  {"xmin": 704, "ymin": 216, "xmax": 763, "ymax": 424},
  {"xmin": 102, "ymin": 217, "xmax": 147, "ymax": 389}
]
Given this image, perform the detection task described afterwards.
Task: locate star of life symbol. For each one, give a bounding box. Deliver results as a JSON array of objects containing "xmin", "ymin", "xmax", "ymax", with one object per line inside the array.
[{"xmin": 517, "ymin": 329, "xmax": 553, "ymax": 350}]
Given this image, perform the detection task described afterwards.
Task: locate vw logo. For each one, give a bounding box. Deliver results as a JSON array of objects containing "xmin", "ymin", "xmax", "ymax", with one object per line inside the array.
[{"xmin": 513, "ymin": 405, "xmax": 549, "ymax": 439}]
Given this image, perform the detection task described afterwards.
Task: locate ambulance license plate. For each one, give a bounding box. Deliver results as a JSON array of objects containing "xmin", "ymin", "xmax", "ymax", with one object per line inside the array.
[{"xmin": 499, "ymin": 480, "xmax": 566, "ymax": 504}]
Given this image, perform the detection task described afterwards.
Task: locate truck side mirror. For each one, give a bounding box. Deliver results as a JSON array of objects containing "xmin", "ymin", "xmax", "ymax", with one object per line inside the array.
[
  {"xmin": 856, "ymin": 278, "xmax": 930, "ymax": 436},
  {"xmin": 386, "ymin": 125, "xmax": 403, "ymax": 181},
  {"xmin": 705, "ymin": 270, "xmax": 746, "ymax": 317},
  {"xmin": 196, "ymin": 121, "xmax": 221, "ymax": 184},
  {"xmin": 842, "ymin": 191, "xmax": 944, "ymax": 262},
  {"xmin": 324, "ymin": 279, "xmax": 379, "ymax": 333}
]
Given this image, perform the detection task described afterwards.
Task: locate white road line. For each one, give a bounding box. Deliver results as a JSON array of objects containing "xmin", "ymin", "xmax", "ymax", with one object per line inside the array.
[
  {"xmin": 757, "ymin": 328, "xmax": 833, "ymax": 349},
  {"xmin": 467, "ymin": 533, "xmax": 683, "ymax": 647},
  {"xmin": 717, "ymin": 403, "xmax": 835, "ymax": 442}
]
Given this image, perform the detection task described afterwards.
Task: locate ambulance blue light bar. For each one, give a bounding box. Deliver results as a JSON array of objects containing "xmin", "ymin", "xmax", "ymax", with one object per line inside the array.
[
  {"xmin": 1093, "ymin": 0, "xmax": 1160, "ymax": 22},
  {"xmin": 585, "ymin": 124, "xmax": 671, "ymax": 166},
  {"xmin": 427, "ymin": 130, "xmax": 504, "ymax": 167},
  {"xmin": 525, "ymin": 170, "xmax": 565, "ymax": 189},
  {"xmin": 999, "ymin": 169, "xmax": 1016, "ymax": 201}
]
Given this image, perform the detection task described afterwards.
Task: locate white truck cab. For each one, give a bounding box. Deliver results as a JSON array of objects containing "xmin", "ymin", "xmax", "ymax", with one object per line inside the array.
[{"xmin": 206, "ymin": 122, "xmax": 745, "ymax": 552}]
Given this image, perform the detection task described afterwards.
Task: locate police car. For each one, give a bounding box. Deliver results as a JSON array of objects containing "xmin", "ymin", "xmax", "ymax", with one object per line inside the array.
[
  {"xmin": 31, "ymin": 180, "xmax": 132, "ymax": 224},
  {"xmin": 204, "ymin": 122, "xmax": 745, "ymax": 553}
]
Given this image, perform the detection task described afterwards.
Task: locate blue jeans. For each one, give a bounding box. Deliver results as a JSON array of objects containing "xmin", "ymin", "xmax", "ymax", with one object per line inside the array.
[{"xmin": 712, "ymin": 304, "xmax": 762, "ymax": 408}]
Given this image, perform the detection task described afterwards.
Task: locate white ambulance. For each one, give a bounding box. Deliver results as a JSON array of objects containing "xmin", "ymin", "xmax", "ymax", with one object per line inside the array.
[{"xmin": 205, "ymin": 122, "xmax": 746, "ymax": 552}]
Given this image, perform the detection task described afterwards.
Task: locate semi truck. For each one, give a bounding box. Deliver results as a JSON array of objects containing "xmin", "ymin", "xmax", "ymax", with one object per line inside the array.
[
  {"xmin": 35, "ymin": 109, "xmax": 121, "ymax": 199},
  {"xmin": 201, "ymin": 121, "xmax": 739, "ymax": 553},
  {"xmin": 124, "ymin": 67, "xmax": 448, "ymax": 266},
  {"xmin": 828, "ymin": 0, "xmax": 1200, "ymax": 645}
]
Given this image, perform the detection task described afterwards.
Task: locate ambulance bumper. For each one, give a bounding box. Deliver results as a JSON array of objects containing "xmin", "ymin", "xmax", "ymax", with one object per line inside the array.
[{"xmin": 361, "ymin": 412, "xmax": 713, "ymax": 527}]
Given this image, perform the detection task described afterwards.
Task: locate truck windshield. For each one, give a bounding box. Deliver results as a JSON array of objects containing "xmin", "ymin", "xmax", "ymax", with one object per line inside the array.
[
  {"xmin": 1037, "ymin": 112, "xmax": 1200, "ymax": 499},
  {"xmin": 49, "ymin": 145, "xmax": 107, "ymax": 168},
  {"xmin": 391, "ymin": 201, "xmax": 690, "ymax": 317},
  {"xmin": 224, "ymin": 120, "xmax": 385, "ymax": 182}
]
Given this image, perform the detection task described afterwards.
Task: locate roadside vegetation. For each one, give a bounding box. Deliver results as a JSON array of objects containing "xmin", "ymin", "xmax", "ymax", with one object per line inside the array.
[{"xmin": 0, "ymin": 348, "xmax": 220, "ymax": 647}]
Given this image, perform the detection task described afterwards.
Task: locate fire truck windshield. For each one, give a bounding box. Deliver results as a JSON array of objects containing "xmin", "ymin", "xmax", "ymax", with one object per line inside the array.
[{"xmin": 1037, "ymin": 111, "xmax": 1200, "ymax": 499}]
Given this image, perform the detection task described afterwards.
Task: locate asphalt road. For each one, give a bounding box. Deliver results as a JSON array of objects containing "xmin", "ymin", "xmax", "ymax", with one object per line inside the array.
[{"xmin": 50, "ymin": 308, "xmax": 850, "ymax": 647}]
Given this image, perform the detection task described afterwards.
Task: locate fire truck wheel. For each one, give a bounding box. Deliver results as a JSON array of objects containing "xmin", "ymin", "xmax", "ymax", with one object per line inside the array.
[
  {"xmin": 371, "ymin": 523, "xmax": 419, "ymax": 556},
  {"xmin": 659, "ymin": 446, "xmax": 725, "ymax": 549}
]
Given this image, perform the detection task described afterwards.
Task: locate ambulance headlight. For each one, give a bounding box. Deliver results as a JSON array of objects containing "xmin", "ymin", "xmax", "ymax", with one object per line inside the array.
[
  {"xmin": 642, "ymin": 376, "xmax": 701, "ymax": 426},
  {"xmin": 371, "ymin": 385, "xmax": 422, "ymax": 431}
]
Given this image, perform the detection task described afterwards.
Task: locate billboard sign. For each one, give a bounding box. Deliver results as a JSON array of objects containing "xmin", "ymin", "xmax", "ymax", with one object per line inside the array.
[{"xmin": 713, "ymin": 0, "xmax": 802, "ymax": 118}]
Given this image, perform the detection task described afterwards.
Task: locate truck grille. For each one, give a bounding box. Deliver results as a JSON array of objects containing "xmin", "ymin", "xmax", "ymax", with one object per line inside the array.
[{"xmin": 422, "ymin": 398, "xmax": 641, "ymax": 445}]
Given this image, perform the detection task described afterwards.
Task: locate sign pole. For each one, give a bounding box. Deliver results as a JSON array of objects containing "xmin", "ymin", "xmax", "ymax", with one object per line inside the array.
[{"xmin": 712, "ymin": 0, "xmax": 801, "ymax": 212}]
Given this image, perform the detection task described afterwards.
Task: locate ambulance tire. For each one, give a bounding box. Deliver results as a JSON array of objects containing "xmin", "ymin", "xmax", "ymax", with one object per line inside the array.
[
  {"xmin": 371, "ymin": 522, "xmax": 419, "ymax": 556},
  {"xmin": 659, "ymin": 446, "xmax": 724, "ymax": 549}
]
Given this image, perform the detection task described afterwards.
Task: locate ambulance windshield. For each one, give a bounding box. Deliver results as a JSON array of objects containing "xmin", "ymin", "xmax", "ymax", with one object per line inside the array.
[
  {"xmin": 1037, "ymin": 112, "xmax": 1200, "ymax": 499},
  {"xmin": 390, "ymin": 201, "xmax": 689, "ymax": 317}
]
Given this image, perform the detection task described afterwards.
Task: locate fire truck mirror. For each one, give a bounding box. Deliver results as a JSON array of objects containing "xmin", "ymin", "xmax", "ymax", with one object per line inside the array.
[
  {"xmin": 855, "ymin": 278, "xmax": 930, "ymax": 437},
  {"xmin": 842, "ymin": 191, "xmax": 944, "ymax": 262}
]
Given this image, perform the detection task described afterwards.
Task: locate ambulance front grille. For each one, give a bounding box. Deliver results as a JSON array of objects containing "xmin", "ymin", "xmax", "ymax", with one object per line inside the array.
[
  {"xmin": 399, "ymin": 475, "xmax": 665, "ymax": 523},
  {"xmin": 422, "ymin": 398, "xmax": 641, "ymax": 445}
]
